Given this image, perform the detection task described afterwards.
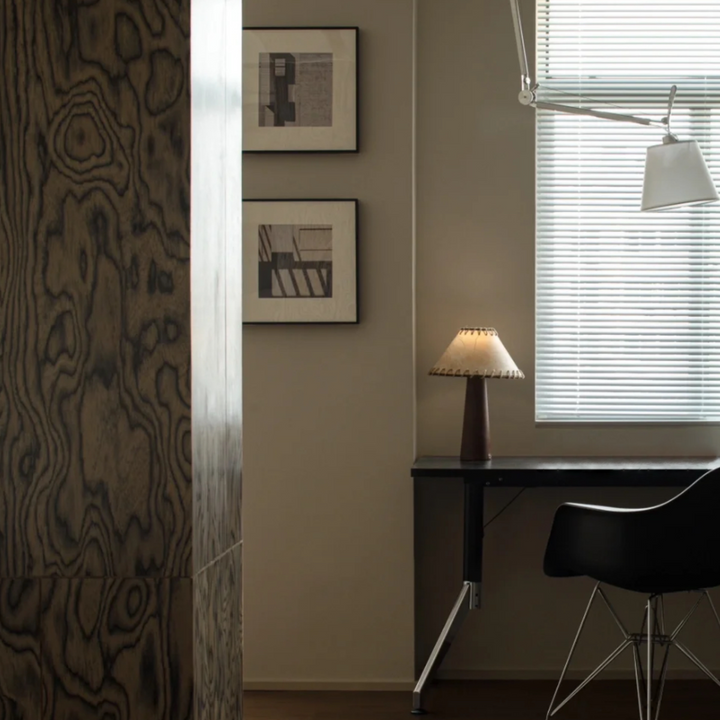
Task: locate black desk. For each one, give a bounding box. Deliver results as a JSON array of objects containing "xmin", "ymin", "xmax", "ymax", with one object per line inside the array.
[{"xmin": 411, "ymin": 456, "xmax": 719, "ymax": 715}]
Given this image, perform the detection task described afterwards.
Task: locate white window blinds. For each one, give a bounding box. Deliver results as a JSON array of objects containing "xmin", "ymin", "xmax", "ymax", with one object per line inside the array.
[{"xmin": 535, "ymin": 0, "xmax": 720, "ymax": 422}]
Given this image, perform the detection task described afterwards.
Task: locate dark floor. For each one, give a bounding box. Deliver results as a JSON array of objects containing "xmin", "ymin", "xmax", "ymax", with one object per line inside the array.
[{"xmin": 245, "ymin": 680, "xmax": 719, "ymax": 719}]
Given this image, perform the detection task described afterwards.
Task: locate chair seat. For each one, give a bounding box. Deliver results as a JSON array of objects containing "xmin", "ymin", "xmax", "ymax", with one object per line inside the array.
[{"xmin": 544, "ymin": 485, "xmax": 720, "ymax": 594}]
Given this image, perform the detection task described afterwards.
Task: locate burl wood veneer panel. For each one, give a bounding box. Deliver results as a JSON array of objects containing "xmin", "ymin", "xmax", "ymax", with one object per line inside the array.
[
  {"xmin": 0, "ymin": 580, "xmax": 42, "ymax": 719},
  {"xmin": 194, "ymin": 542, "xmax": 242, "ymax": 720},
  {"xmin": 41, "ymin": 577, "xmax": 192, "ymax": 720},
  {"xmin": 0, "ymin": 0, "xmax": 191, "ymax": 577}
]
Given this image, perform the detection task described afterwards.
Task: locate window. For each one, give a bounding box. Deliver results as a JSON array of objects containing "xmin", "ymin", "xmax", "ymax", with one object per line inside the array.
[{"xmin": 536, "ymin": 0, "xmax": 720, "ymax": 422}]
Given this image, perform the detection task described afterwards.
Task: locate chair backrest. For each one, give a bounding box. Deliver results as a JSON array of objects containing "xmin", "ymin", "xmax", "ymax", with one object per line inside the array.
[
  {"xmin": 655, "ymin": 463, "xmax": 720, "ymax": 545},
  {"xmin": 665, "ymin": 463, "xmax": 720, "ymax": 508}
]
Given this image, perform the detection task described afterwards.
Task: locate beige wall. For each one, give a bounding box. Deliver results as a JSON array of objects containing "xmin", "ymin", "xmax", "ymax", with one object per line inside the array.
[
  {"xmin": 243, "ymin": 0, "xmax": 417, "ymax": 686},
  {"xmin": 416, "ymin": 0, "xmax": 720, "ymax": 677},
  {"xmin": 243, "ymin": 0, "xmax": 720, "ymax": 687}
]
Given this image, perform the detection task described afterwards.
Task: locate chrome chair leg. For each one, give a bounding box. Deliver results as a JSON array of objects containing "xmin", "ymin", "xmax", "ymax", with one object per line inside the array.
[
  {"xmin": 633, "ymin": 640, "xmax": 646, "ymax": 720},
  {"xmin": 633, "ymin": 603, "xmax": 648, "ymax": 720},
  {"xmin": 653, "ymin": 597, "xmax": 671, "ymax": 720},
  {"xmin": 646, "ymin": 598, "xmax": 653, "ymax": 720},
  {"xmin": 545, "ymin": 583, "xmax": 600, "ymax": 719},
  {"xmin": 550, "ymin": 588, "xmax": 720, "ymax": 720},
  {"xmin": 704, "ymin": 591, "xmax": 720, "ymax": 631},
  {"xmin": 547, "ymin": 583, "xmax": 632, "ymax": 719},
  {"xmin": 598, "ymin": 585, "xmax": 630, "ymax": 636},
  {"xmin": 550, "ymin": 639, "xmax": 632, "ymax": 717},
  {"xmin": 670, "ymin": 592, "xmax": 705, "ymax": 641},
  {"xmin": 673, "ymin": 641, "xmax": 720, "ymax": 688}
]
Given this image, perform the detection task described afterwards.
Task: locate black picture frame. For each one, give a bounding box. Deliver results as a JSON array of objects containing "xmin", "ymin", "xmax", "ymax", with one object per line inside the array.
[
  {"xmin": 242, "ymin": 27, "xmax": 359, "ymax": 154},
  {"xmin": 242, "ymin": 199, "xmax": 360, "ymax": 325}
]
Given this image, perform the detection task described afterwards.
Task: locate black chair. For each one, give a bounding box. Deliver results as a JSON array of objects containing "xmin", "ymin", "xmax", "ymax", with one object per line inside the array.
[{"xmin": 543, "ymin": 465, "xmax": 720, "ymax": 720}]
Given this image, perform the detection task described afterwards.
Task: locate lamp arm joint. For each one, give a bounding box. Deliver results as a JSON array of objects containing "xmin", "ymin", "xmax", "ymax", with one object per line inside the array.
[{"xmin": 510, "ymin": 0, "xmax": 532, "ymax": 91}]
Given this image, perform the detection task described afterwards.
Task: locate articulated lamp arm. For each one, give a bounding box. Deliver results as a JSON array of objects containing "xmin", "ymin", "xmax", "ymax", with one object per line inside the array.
[
  {"xmin": 508, "ymin": 0, "xmax": 718, "ymax": 211},
  {"xmin": 510, "ymin": 0, "xmax": 720, "ymax": 211},
  {"xmin": 509, "ymin": 0, "xmax": 531, "ymax": 91},
  {"xmin": 508, "ymin": 0, "xmax": 669, "ymax": 131}
]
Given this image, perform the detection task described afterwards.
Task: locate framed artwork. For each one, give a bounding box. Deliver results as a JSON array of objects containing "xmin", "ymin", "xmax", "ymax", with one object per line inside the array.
[
  {"xmin": 242, "ymin": 27, "xmax": 359, "ymax": 153},
  {"xmin": 243, "ymin": 200, "xmax": 359, "ymax": 324}
]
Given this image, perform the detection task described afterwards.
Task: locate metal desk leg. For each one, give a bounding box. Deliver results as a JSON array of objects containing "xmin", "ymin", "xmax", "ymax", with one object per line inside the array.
[
  {"xmin": 412, "ymin": 481, "xmax": 484, "ymax": 714},
  {"xmin": 463, "ymin": 481, "xmax": 484, "ymax": 608},
  {"xmin": 412, "ymin": 582, "xmax": 473, "ymax": 713}
]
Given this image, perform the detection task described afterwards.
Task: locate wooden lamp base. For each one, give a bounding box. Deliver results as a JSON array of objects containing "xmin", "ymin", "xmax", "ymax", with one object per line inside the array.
[{"xmin": 460, "ymin": 376, "xmax": 491, "ymax": 461}]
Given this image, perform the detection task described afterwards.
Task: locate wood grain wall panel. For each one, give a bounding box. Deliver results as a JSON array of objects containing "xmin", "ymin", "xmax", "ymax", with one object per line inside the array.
[
  {"xmin": 0, "ymin": 580, "xmax": 41, "ymax": 719},
  {"xmin": 0, "ymin": 0, "xmax": 191, "ymax": 578},
  {"xmin": 194, "ymin": 542, "xmax": 242, "ymax": 720},
  {"xmin": 40, "ymin": 577, "xmax": 193, "ymax": 720},
  {"xmin": 3, "ymin": 0, "xmax": 243, "ymax": 713}
]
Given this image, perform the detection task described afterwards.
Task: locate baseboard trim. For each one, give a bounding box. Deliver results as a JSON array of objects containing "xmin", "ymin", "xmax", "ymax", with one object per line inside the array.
[
  {"xmin": 244, "ymin": 681, "xmax": 415, "ymax": 691},
  {"xmin": 245, "ymin": 669, "xmax": 720, "ymax": 690},
  {"xmin": 437, "ymin": 668, "xmax": 720, "ymax": 681}
]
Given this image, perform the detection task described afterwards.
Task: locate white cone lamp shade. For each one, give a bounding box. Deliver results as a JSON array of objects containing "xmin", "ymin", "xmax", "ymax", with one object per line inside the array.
[
  {"xmin": 641, "ymin": 139, "xmax": 719, "ymax": 212},
  {"xmin": 429, "ymin": 328, "xmax": 524, "ymax": 379}
]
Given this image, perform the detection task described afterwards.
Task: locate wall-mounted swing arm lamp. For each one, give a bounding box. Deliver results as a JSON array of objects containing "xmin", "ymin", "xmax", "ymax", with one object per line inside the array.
[{"xmin": 509, "ymin": 0, "xmax": 719, "ymax": 212}]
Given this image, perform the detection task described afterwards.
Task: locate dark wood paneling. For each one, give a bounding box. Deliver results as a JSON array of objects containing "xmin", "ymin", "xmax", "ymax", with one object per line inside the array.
[
  {"xmin": 195, "ymin": 542, "xmax": 243, "ymax": 720},
  {"xmin": 0, "ymin": 580, "xmax": 41, "ymax": 719},
  {"xmin": 0, "ymin": 0, "xmax": 191, "ymax": 577},
  {"xmin": 41, "ymin": 577, "xmax": 193, "ymax": 720}
]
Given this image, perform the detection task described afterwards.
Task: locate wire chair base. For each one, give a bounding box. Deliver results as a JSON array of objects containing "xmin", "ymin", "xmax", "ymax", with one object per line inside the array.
[{"xmin": 548, "ymin": 585, "xmax": 720, "ymax": 720}]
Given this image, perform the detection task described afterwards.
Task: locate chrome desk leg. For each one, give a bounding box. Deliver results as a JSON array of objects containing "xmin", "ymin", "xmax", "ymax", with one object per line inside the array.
[{"xmin": 412, "ymin": 582, "xmax": 473, "ymax": 715}]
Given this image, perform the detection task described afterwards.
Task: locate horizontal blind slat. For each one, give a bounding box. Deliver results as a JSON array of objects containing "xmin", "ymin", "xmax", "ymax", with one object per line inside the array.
[{"xmin": 536, "ymin": 0, "xmax": 720, "ymax": 422}]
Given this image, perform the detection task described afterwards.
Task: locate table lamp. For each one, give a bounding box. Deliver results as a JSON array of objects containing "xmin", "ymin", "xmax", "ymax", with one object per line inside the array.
[{"xmin": 430, "ymin": 327, "xmax": 524, "ymax": 461}]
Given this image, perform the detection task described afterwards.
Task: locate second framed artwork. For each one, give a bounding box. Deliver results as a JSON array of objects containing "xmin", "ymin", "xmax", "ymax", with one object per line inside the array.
[
  {"xmin": 243, "ymin": 200, "xmax": 359, "ymax": 324},
  {"xmin": 243, "ymin": 27, "xmax": 358, "ymax": 152}
]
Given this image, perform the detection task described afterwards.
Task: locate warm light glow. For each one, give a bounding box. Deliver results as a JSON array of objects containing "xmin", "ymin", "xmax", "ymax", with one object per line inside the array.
[{"xmin": 429, "ymin": 328, "xmax": 524, "ymax": 379}]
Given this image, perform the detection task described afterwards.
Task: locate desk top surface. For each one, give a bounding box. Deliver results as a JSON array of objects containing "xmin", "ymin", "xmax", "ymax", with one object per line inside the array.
[{"xmin": 412, "ymin": 456, "xmax": 720, "ymax": 487}]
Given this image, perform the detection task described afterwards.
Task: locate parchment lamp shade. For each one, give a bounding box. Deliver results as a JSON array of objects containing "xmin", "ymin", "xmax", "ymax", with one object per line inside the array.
[
  {"xmin": 641, "ymin": 139, "xmax": 719, "ymax": 212},
  {"xmin": 430, "ymin": 328, "xmax": 524, "ymax": 461}
]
